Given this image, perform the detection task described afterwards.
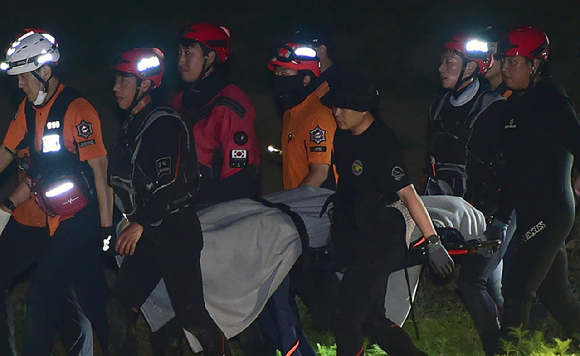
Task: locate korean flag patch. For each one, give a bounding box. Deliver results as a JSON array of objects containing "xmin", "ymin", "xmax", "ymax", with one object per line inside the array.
[{"xmin": 230, "ymin": 149, "xmax": 249, "ymax": 168}]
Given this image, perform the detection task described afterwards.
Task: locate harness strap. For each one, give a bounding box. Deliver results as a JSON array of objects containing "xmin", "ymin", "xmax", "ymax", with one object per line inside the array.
[{"xmin": 254, "ymin": 197, "xmax": 311, "ymax": 271}]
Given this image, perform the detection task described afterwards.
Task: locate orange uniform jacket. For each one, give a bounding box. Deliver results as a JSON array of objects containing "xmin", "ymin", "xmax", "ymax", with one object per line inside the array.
[
  {"xmin": 281, "ymin": 82, "xmax": 336, "ymax": 189},
  {"xmin": 4, "ymin": 84, "xmax": 107, "ymax": 234}
]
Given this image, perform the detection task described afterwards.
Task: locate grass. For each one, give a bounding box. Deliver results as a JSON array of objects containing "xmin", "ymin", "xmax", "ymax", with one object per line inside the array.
[
  {"xmin": 9, "ymin": 266, "xmax": 580, "ymax": 356},
  {"xmin": 11, "ymin": 210, "xmax": 580, "ymax": 355}
]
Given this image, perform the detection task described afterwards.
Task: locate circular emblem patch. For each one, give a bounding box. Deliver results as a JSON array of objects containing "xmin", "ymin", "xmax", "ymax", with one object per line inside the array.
[
  {"xmin": 352, "ymin": 159, "xmax": 363, "ymax": 176},
  {"xmin": 391, "ymin": 166, "xmax": 405, "ymax": 181}
]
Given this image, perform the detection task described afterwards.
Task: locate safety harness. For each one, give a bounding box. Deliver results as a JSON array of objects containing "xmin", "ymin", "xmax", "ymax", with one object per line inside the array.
[
  {"xmin": 427, "ymin": 85, "xmax": 505, "ymax": 196},
  {"xmin": 110, "ymin": 106, "xmax": 200, "ymax": 223},
  {"xmin": 18, "ymin": 87, "xmax": 94, "ymax": 218}
]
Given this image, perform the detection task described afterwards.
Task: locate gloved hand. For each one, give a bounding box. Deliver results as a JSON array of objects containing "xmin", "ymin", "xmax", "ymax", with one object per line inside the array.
[
  {"xmin": 476, "ymin": 242, "xmax": 498, "ymax": 258},
  {"xmin": 484, "ymin": 218, "xmax": 508, "ymax": 242},
  {"xmin": 479, "ymin": 218, "xmax": 508, "ymax": 258},
  {"xmin": 426, "ymin": 235, "xmax": 455, "ymax": 277},
  {"xmin": 102, "ymin": 226, "xmax": 118, "ymax": 257},
  {"xmin": 0, "ymin": 208, "xmax": 11, "ymax": 236}
]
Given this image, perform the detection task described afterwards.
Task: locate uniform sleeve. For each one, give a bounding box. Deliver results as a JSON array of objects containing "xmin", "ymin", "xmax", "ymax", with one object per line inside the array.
[
  {"xmin": 3, "ymin": 100, "xmax": 29, "ymax": 150},
  {"xmin": 211, "ymin": 103, "xmax": 261, "ymax": 181},
  {"xmin": 131, "ymin": 116, "xmax": 189, "ymax": 226},
  {"xmin": 379, "ymin": 136, "xmax": 412, "ymax": 195},
  {"xmin": 64, "ymin": 98, "xmax": 107, "ymax": 161},
  {"xmin": 302, "ymin": 107, "xmax": 336, "ymax": 166}
]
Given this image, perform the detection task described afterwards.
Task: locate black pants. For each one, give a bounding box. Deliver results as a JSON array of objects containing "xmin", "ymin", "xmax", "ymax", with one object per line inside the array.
[
  {"xmin": 113, "ymin": 207, "xmax": 224, "ymax": 355},
  {"xmin": 332, "ymin": 205, "xmax": 424, "ymax": 356},
  {"xmin": 501, "ymin": 203, "xmax": 580, "ymax": 340},
  {"xmin": 0, "ymin": 204, "xmax": 109, "ymax": 356},
  {"xmin": 456, "ymin": 211, "xmax": 516, "ymax": 356}
]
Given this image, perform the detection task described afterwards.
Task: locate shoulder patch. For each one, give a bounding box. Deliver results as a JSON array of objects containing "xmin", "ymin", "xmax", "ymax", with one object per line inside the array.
[
  {"xmin": 77, "ymin": 120, "xmax": 93, "ymax": 139},
  {"xmin": 391, "ymin": 166, "xmax": 405, "ymax": 181},
  {"xmin": 310, "ymin": 126, "xmax": 327, "ymax": 144}
]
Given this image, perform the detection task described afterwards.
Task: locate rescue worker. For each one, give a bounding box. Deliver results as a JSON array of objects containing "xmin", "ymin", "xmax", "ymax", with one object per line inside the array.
[
  {"xmin": 268, "ymin": 41, "xmax": 336, "ymax": 190},
  {"xmin": 0, "ymin": 29, "xmax": 113, "ymax": 355},
  {"xmin": 322, "ymin": 71, "xmax": 454, "ymax": 356},
  {"xmin": 170, "ymin": 22, "xmax": 266, "ymax": 355},
  {"xmin": 481, "ymin": 26, "xmax": 512, "ymax": 97},
  {"xmin": 109, "ymin": 47, "xmax": 227, "ymax": 356},
  {"xmin": 174, "ymin": 22, "xmax": 261, "ymax": 209},
  {"xmin": 258, "ymin": 41, "xmax": 338, "ymax": 356},
  {"xmin": 490, "ymin": 26, "xmax": 580, "ymax": 351},
  {"xmin": 479, "ymin": 25, "xmax": 514, "ymax": 319},
  {"xmin": 427, "ymin": 33, "xmax": 510, "ymax": 355}
]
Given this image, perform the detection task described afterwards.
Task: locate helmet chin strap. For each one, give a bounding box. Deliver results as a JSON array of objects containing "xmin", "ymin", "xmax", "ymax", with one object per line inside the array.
[
  {"xmin": 452, "ymin": 59, "xmax": 476, "ymax": 93},
  {"xmin": 127, "ymin": 80, "xmax": 153, "ymax": 114},
  {"xmin": 526, "ymin": 60, "xmax": 543, "ymax": 90},
  {"xmin": 189, "ymin": 51, "xmax": 215, "ymax": 91},
  {"xmin": 31, "ymin": 70, "xmax": 51, "ymax": 106}
]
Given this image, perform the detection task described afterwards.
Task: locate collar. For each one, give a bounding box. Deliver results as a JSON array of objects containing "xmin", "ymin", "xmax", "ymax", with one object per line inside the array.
[
  {"xmin": 182, "ymin": 67, "xmax": 229, "ymax": 113},
  {"xmin": 450, "ymin": 78, "xmax": 480, "ymax": 107}
]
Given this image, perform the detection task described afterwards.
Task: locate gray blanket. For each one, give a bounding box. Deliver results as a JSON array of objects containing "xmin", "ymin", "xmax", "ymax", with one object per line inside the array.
[{"xmin": 135, "ymin": 187, "xmax": 486, "ymax": 348}]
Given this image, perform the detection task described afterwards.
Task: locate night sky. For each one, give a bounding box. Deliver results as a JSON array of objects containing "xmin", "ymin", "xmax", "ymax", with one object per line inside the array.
[
  {"xmin": 1, "ymin": 0, "xmax": 579, "ymax": 95},
  {"xmin": 0, "ymin": 0, "xmax": 579, "ymax": 190}
]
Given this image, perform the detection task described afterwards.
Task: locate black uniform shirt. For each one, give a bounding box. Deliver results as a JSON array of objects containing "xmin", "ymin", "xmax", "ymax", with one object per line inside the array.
[
  {"xmin": 334, "ymin": 119, "xmax": 412, "ymax": 218},
  {"xmin": 495, "ymin": 78, "xmax": 580, "ymax": 222}
]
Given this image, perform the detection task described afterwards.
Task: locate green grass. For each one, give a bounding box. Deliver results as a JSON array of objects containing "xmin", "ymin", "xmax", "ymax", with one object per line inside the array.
[
  {"xmin": 12, "ymin": 220, "xmax": 580, "ymax": 356},
  {"xmin": 11, "ymin": 273, "xmax": 580, "ymax": 356}
]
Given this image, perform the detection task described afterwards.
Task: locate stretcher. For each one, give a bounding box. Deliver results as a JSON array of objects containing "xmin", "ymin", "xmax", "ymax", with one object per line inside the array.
[{"xmin": 128, "ymin": 187, "xmax": 495, "ymax": 350}]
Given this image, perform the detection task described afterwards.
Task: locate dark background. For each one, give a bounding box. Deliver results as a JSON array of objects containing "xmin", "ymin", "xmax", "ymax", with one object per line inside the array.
[{"xmin": 1, "ymin": 0, "xmax": 579, "ymax": 193}]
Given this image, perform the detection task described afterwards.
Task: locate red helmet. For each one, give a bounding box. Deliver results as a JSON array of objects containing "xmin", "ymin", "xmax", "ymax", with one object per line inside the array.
[
  {"xmin": 178, "ymin": 23, "xmax": 231, "ymax": 62},
  {"xmin": 497, "ymin": 26, "xmax": 549, "ymax": 61},
  {"xmin": 267, "ymin": 43, "xmax": 321, "ymax": 77},
  {"xmin": 442, "ymin": 33, "xmax": 494, "ymax": 75},
  {"xmin": 113, "ymin": 47, "xmax": 165, "ymax": 88}
]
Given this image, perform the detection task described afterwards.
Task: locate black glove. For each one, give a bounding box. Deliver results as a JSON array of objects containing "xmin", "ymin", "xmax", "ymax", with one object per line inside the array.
[
  {"xmin": 479, "ymin": 218, "xmax": 508, "ymax": 258},
  {"xmin": 102, "ymin": 226, "xmax": 118, "ymax": 257},
  {"xmin": 484, "ymin": 218, "xmax": 508, "ymax": 241},
  {"xmin": 426, "ymin": 235, "xmax": 455, "ymax": 277}
]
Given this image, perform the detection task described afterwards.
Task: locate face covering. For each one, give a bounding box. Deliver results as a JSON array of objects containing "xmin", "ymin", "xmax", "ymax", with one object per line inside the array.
[
  {"xmin": 33, "ymin": 89, "xmax": 48, "ymax": 106},
  {"xmin": 273, "ymin": 73, "xmax": 310, "ymax": 111}
]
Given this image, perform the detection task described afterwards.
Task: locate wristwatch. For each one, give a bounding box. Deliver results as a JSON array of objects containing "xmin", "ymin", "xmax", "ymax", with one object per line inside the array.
[
  {"xmin": 3, "ymin": 198, "xmax": 16, "ymax": 212},
  {"xmin": 427, "ymin": 234, "xmax": 441, "ymax": 245}
]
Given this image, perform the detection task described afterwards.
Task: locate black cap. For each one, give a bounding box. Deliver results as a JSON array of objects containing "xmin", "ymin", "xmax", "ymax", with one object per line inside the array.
[
  {"xmin": 321, "ymin": 72, "xmax": 380, "ymax": 112},
  {"xmin": 481, "ymin": 26, "xmax": 509, "ymax": 43}
]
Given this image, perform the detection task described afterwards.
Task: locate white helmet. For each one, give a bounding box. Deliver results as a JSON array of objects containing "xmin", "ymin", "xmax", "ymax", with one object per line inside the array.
[{"xmin": 1, "ymin": 29, "xmax": 60, "ymax": 75}]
